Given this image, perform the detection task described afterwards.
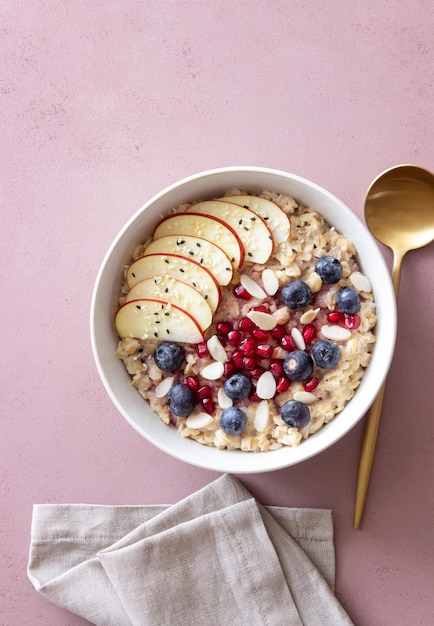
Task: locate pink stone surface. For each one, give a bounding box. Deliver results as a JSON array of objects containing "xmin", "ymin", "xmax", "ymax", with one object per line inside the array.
[{"xmin": 1, "ymin": 1, "xmax": 433, "ymax": 624}]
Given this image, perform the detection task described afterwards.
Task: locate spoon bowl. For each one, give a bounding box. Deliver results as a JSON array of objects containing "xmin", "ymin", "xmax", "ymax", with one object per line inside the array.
[
  {"xmin": 354, "ymin": 164, "xmax": 434, "ymax": 528},
  {"xmin": 364, "ymin": 164, "xmax": 434, "ymax": 293}
]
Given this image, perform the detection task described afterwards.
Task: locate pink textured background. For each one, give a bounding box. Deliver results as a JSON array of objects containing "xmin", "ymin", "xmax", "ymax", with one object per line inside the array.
[{"xmin": 1, "ymin": 1, "xmax": 433, "ymax": 624}]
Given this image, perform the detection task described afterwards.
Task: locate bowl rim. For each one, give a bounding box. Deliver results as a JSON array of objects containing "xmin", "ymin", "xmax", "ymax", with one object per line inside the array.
[{"xmin": 90, "ymin": 166, "xmax": 397, "ymax": 473}]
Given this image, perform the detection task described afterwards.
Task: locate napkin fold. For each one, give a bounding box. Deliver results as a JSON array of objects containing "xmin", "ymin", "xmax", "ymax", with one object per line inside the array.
[{"xmin": 28, "ymin": 474, "xmax": 353, "ymax": 625}]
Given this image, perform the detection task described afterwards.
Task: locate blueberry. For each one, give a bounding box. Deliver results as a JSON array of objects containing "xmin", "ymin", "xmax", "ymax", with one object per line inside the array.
[
  {"xmin": 167, "ymin": 383, "xmax": 196, "ymax": 417},
  {"xmin": 281, "ymin": 280, "xmax": 312, "ymax": 310},
  {"xmin": 223, "ymin": 373, "xmax": 252, "ymax": 400},
  {"xmin": 280, "ymin": 400, "xmax": 310, "ymax": 428},
  {"xmin": 311, "ymin": 339, "xmax": 340, "ymax": 369},
  {"xmin": 315, "ymin": 256, "xmax": 343, "ymax": 284},
  {"xmin": 336, "ymin": 286, "xmax": 361, "ymax": 314},
  {"xmin": 283, "ymin": 350, "xmax": 314, "ymax": 381},
  {"xmin": 154, "ymin": 342, "xmax": 185, "ymax": 372},
  {"xmin": 220, "ymin": 407, "xmax": 247, "ymax": 435}
]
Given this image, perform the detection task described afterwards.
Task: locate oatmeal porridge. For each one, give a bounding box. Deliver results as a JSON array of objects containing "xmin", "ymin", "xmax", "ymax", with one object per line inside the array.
[{"xmin": 114, "ymin": 190, "xmax": 377, "ymax": 452}]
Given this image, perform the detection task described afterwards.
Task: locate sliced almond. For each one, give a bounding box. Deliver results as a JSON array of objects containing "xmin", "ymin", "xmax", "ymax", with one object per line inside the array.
[
  {"xmin": 350, "ymin": 272, "xmax": 372, "ymax": 293},
  {"xmin": 293, "ymin": 391, "xmax": 318, "ymax": 404},
  {"xmin": 240, "ymin": 274, "xmax": 267, "ymax": 299},
  {"xmin": 186, "ymin": 412, "xmax": 213, "ymax": 429},
  {"xmin": 200, "ymin": 361, "xmax": 225, "ymax": 380},
  {"xmin": 321, "ymin": 325, "xmax": 352, "ymax": 341},
  {"xmin": 256, "ymin": 371, "xmax": 277, "ymax": 399},
  {"xmin": 291, "ymin": 327, "xmax": 306, "ymax": 350},
  {"xmin": 300, "ymin": 308, "xmax": 320, "ymax": 324},
  {"xmin": 254, "ymin": 400, "xmax": 270, "ymax": 432},
  {"xmin": 262, "ymin": 268, "xmax": 279, "ymax": 296},
  {"xmin": 207, "ymin": 335, "xmax": 228, "ymax": 362},
  {"xmin": 217, "ymin": 386, "xmax": 233, "ymax": 409},
  {"xmin": 247, "ymin": 310, "xmax": 277, "ymax": 330},
  {"xmin": 155, "ymin": 376, "xmax": 174, "ymax": 398}
]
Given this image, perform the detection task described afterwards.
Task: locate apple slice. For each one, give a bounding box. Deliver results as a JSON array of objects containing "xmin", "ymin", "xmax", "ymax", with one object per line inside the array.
[
  {"xmin": 142, "ymin": 235, "xmax": 233, "ymax": 286},
  {"xmin": 115, "ymin": 298, "xmax": 204, "ymax": 343},
  {"xmin": 186, "ymin": 201, "xmax": 273, "ymax": 264},
  {"xmin": 153, "ymin": 213, "xmax": 244, "ymax": 269},
  {"xmin": 125, "ymin": 277, "xmax": 212, "ymax": 332},
  {"xmin": 218, "ymin": 195, "xmax": 290, "ymax": 244},
  {"xmin": 126, "ymin": 253, "xmax": 221, "ymax": 313}
]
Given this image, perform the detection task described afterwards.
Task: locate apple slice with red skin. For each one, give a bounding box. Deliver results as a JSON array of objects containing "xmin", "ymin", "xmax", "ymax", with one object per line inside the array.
[
  {"xmin": 126, "ymin": 253, "xmax": 221, "ymax": 313},
  {"xmin": 153, "ymin": 212, "xmax": 244, "ymax": 269},
  {"xmin": 186, "ymin": 200, "xmax": 273, "ymax": 264},
  {"xmin": 217, "ymin": 195, "xmax": 290, "ymax": 244},
  {"xmin": 125, "ymin": 276, "xmax": 212, "ymax": 332},
  {"xmin": 115, "ymin": 298, "xmax": 204, "ymax": 343},
  {"xmin": 142, "ymin": 235, "xmax": 233, "ymax": 286}
]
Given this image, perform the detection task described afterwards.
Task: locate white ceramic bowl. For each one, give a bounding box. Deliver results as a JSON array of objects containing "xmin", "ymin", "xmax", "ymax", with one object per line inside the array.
[{"xmin": 90, "ymin": 166, "xmax": 396, "ymax": 473}]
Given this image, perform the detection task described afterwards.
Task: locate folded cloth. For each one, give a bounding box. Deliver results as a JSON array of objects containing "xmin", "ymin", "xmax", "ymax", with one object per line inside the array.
[{"xmin": 28, "ymin": 474, "xmax": 353, "ymax": 626}]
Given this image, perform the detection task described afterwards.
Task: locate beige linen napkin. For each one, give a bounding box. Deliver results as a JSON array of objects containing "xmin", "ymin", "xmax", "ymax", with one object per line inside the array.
[{"xmin": 28, "ymin": 474, "xmax": 353, "ymax": 625}]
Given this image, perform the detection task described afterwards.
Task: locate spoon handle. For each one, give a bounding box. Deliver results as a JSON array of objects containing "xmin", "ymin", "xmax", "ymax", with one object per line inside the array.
[
  {"xmin": 353, "ymin": 250, "xmax": 402, "ymax": 529},
  {"xmin": 353, "ymin": 385, "xmax": 387, "ymax": 528}
]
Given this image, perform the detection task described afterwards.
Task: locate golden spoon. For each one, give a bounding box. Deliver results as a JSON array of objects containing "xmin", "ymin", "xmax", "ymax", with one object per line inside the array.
[{"xmin": 354, "ymin": 164, "xmax": 434, "ymax": 529}]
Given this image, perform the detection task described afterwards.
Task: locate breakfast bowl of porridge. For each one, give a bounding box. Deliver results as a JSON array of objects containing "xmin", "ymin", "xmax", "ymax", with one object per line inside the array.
[{"xmin": 90, "ymin": 167, "xmax": 396, "ymax": 473}]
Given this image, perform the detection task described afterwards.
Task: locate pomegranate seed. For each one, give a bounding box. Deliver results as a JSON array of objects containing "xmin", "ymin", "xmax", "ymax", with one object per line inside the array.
[
  {"xmin": 249, "ymin": 391, "xmax": 261, "ymax": 402},
  {"xmin": 327, "ymin": 311, "xmax": 345, "ymax": 324},
  {"xmin": 280, "ymin": 334, "xmax": 294, "ymax": 350},
  {"xmin": 302, "ymin": 324, "xmax": 317, "ymax": 344},
  {"xmin": 216, "ymin": 321, "xmax": 232, "ymax": 337},
  {"xmin": 184, "ymin": 376, "xmax": 200, "ymax": 392},
  {"xmin": 234, "ymin": 284, "xmax": 252, "ymax": 300},
  {"xmin": 304, "ymin": 377, "xmax": 319, "ymax": 392},
  {"xmin": 227, "ymin": 329, "xmax": 241, "ymax": 347},
  {"xmin": 197, "ymin": 385, "xmax": 212, "ymax": 399},
  {"xmin": 196, "ymin": 342, "xmax": 209, "ymax": 358},
  {"xmin": 238, "ymin": 317, "xmax": 255, "ymax": 332},
  {"xmin": 271, "ymin": 325, "xmax": 285, "ymax": 339},
  {"xmin": 251, "ymin": 304, "xmax": 268, "ymax": 312},
  {"xmin": 276, "ymin": 376, "xmax": 290, "ymax": 393},
  {"xmin": 256, "ymin": 344, "xmax": 274, "ymax": 359},
  {"xmin": 224, "ymin": 361, "xmax": 237, "ymax": 377},
  {"xmin": 240, "ymin": 337, "xmax": 256, "ymax": 355},
  {"xmin": 270, "ymin": 360, "xmax": 284, "ymax": 377},
  {"xmin": 202, "ymin": 397, "xmax": 215, "ymax": 415},
  {"xmin": 345, "ymin": 314, "xmax": 361, "ymax": 330},
  {"xmin": 252, "ymin": 328, "xmax": 271, "ymax": 341},
  {"xmin": 231, "ymin": 350, "xmax": 244, "ymax": 368},
  {"xmin": 250, "ymin": 367, "xmax": 266, "ymax": 379},
  {"xmin": 243, "ymin": 355, "xmax": 257, "ymax": 370}
]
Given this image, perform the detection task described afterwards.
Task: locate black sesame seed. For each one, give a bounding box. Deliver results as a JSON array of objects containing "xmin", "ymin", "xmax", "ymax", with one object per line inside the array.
[
  {"xmin": 132, "ymin": 272, "xmax": 136, "ymax": 277},
  {"xmin": 180, "ymin": 268, "xmax": 185, "ymax": 272},
  {"xmin": 248, "ymin": 252, "xmax": 253, "ymax": 257},
  {"xmin": 164, "ymin": 259, "xmax": 170, "ymax": 264}
]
